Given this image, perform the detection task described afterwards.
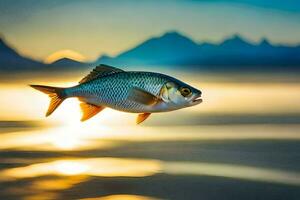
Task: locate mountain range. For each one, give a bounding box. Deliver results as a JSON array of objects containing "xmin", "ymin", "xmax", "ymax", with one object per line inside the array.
[{"xmin": 1, "ymin": 31, "xmax": 300, "ymax": 72}]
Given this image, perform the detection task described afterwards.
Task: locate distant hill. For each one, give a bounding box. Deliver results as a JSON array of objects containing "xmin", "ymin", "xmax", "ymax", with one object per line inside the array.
[
  {"xmin": 49, "ymin": 58, "xmax": 87, "ymax": 68},
  {"xmin": 95, "ymin": 31, "xmax": 300, "ymax": 70},
  {"xmin": 1, "ymin": 31, "xmax": 300, "ymax": 72},
  {"xmin": 0, "ymin": 37, "xmax": 89, "ymax": 71},
  {"xmin": 0, "ymin": 37, "xmax": 44, "ymax": 70},
  {"xmin": 105, "ymin": 32, "xmax": 200, "ymax": 65},
  {"xmin": 95, "ymin": 32, "xmax": 201, "ymax": 66}
]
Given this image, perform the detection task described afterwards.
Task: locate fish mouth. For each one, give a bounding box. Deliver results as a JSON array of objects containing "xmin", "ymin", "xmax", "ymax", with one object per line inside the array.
[{"xmin": 191, "ymin": 94, "xmax": 202, "ymax": 104}]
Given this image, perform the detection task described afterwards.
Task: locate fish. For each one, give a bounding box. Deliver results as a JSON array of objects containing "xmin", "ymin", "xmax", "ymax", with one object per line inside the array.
[{"xmin": 30, "ymin": 64, "xmax": 202, "ymax": 124}]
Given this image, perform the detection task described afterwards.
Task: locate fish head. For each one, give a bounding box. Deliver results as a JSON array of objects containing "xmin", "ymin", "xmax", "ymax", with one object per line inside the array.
[{"xmin": 160, "ymin": 80, "xmax": 202, "ymax": 109}]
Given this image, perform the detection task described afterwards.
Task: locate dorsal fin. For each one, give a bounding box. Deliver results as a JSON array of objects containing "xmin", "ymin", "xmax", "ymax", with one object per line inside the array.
[{"xmin": 79, "ymin": 64, "xmax": 124, "ymax": 84}]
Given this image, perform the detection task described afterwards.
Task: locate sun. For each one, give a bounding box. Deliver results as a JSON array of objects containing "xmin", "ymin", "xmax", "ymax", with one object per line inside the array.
[{"xmin": 44, "ymin": 49, "xmax": 86, "ymax": 64}]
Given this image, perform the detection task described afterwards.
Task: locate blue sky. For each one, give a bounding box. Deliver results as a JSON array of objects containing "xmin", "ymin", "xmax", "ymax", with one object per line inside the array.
[{"xmin": 0, "ymin": 0, "xmax": 299, "ymax": 61}]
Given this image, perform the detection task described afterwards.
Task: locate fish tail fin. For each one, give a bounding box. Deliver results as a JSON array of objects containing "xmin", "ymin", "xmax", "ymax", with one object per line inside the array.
[{"xmin": 30, "ymin": 85, "xmax": 67, "ymax": 117}]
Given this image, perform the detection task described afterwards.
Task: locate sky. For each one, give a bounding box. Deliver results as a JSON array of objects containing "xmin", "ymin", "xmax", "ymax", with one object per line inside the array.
[{"xmin": 0, "ymin": 0, "xmax": 300, "ymax": 62}]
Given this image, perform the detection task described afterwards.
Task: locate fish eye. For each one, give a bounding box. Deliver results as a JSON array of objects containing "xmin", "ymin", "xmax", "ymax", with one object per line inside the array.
[{"xmin": 180, "ymin": 87, "xmax": 192, "ymax": 97}]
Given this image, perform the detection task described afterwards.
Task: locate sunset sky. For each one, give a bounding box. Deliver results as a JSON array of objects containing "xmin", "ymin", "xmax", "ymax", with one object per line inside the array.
[{"xmin": 0, "ymin": 0, "xmax": 300, "ymax": 62}]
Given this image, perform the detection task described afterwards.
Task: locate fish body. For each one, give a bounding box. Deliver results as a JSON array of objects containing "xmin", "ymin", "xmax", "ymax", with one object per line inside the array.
[
  {"xmin": 67, "ymin": 71, "xmax": 194, "ymax": 113},
  {"xmin": 30, "ymin": 64, "xmax": 202, "ymax": 124}
]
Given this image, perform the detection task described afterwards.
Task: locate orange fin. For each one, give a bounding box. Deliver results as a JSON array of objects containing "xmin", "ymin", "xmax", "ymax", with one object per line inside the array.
[
  {"xmin": 30, "ymin": 85, "xmax": 66, "ymax": 117},
  {"xmin": 80, "ymin": 102, "xmax": 105, "ymax": 122},
  {"xmin": 136, "ymin": 113, "xmax": 151, "ymax": 124}
]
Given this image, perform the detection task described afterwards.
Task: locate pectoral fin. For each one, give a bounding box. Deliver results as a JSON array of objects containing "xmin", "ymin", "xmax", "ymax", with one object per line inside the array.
[
  {"xmin": 128, "ymin": 87, "xmax": 159, "ymax": 105},
  {"xmin": 136, "ymin": 113, "xmax": 151, "ymax": 124},
  {"xmin": 80, "ymin": 102, "xmax": 105, "ymax": 122}
]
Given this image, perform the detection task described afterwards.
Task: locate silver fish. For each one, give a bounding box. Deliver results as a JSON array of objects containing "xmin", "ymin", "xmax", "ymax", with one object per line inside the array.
[{"xmin": 30, "ymin": 64, "xmax": 202, "ymax": 124}]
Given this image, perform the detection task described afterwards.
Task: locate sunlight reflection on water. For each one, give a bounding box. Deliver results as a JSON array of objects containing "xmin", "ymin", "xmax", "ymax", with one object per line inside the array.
[
  {"xmin": 80, "ymin": 194, "xmax": 161, "ymax": 200},
  {"xmin": 162, "ymin": 161, "xmax": 300, "ymax": 186},
  {"xmin": 0, "ymin": 158, "xmax": 299, "ymax": 186},
  {"xmin": 0, "ymin": 124, "xmax": 299, "ymax": 151},
  {"xmin": 0, "ymin": 158, "xmax": 162, "ymax": 180}
]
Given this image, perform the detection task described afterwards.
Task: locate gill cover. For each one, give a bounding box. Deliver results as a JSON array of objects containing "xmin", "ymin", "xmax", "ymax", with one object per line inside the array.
[{"xmin": 160, "ymin": 82, "xmax": 176, "ymax": 102}]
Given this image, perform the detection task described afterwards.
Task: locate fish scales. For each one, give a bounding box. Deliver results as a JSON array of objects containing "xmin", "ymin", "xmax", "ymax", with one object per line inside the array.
[{"xmin": 66, "ymin": 72, "xmax": 168, "ymax": 113}]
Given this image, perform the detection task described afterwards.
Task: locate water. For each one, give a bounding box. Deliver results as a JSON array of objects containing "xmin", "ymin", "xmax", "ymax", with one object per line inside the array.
[
  {"xmin": 0, "ymin": 123, "xmax": 299, "ymax": 200},
  {"xmin": 0, "ymin": 71, "xmax": 299, "ymax": 200}
]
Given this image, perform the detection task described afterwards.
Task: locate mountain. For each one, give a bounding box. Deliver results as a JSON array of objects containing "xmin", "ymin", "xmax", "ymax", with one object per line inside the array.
[
  {"xmin": 188, "ymin": 35, "xmax": 300, "ymax": 69},
  {"xmin": 95, "ymin": 31, "xmax": 201, "ymax": 66},
  {"xmin": 0, "ymin": 37, "xmax": 44, "ymax": 71},
  {"xmin": 1, "ymin": 31, "xmax": 300, "ymax": 72},
  {"xmin": 49, "ymin": 58, "xmax": 87, "ymax": 68},
  {"xmin": 0, "ymin": 37, "xmax": 88, "ymax": 71},
  {"xmin": 95, "ymin": 31, "xmax": 300, "ymax": 70}
]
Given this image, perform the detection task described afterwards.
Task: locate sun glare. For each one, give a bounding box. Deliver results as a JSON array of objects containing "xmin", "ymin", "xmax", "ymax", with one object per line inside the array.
[
  {"xmin": 51, "ymin": 133, "xmax": 80, "ymax": 150},
  {"xmin": 44, "ymin": 49, "xmax": 86, "ymax": 64},
  {"xmin": 54, "ymin": 161, "xmax": 89, "ymax": 176},
  {"xmin": 0, "ymin": 158, "xmax": 161, "ymax": 180},
  {"xmin": 82, "ymin": 194, "xmax": 160, "ymax": 200}
]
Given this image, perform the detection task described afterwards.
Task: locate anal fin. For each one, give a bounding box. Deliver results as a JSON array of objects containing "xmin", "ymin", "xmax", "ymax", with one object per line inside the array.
[
  {"xmin": 136, "ymin": 113, "xmax": 151, "ymax": 124},
  {"xmin": 80, "ymin": 102, "xmax": 105, "ymax": 122}
]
